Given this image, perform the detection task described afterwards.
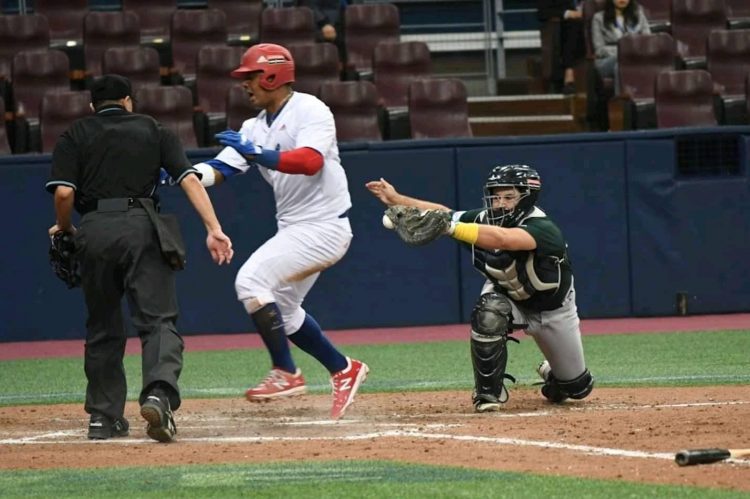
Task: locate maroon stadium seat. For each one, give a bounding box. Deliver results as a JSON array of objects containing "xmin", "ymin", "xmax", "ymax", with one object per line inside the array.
[
  {"xmin": 320, "ymin": 80, "xmax": 382, "ymax": 142},
  {"xmin": 288, "ymin": 42, "xmax": 340, "ymax": 97},
  {"xmin": 408, "ymin": 78, "xmax": 472, "ymax": 139},
  {"xmin": 83, "ymin": 11, "xmax": 141, "ymax": 77},
  {"xmin": 655, "ymin": 69, "xmax": 717, "ymax": 127}
]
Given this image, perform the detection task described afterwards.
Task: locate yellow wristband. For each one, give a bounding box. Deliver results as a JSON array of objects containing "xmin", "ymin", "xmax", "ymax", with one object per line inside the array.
[{"xmin": 451, "ymin": 222, "xmax": 480, "ymax": 245}]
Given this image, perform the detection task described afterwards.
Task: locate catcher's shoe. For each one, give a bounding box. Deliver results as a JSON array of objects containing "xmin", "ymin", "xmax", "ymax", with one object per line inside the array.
[
  {"xmin": 245, "ymin": 368, "xmax": 306, "ymax": 402},
  {"xmin": 473, "ymin": 386, "xmax": 509, "ymax": 413},
  {"xmin": 330, "ymin": 358, "xmax": 369, "ymax": 420},
  {"xmin": 87, "ymin": 414, "xmax": 129, "ymax": 440},
  {"xmin": 140, "ymin": 395, "xmax": 176, "ymax": 443}
]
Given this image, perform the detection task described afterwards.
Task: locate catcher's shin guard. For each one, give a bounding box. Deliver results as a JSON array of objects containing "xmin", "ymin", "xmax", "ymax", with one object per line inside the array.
[{"xmin": 470, "ymin": 292, "xmax": 515, "ymax": 411}]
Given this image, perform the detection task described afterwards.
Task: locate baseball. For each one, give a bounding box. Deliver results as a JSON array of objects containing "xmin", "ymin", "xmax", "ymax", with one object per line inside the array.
[{"xmin": 382, "ymin": 214, "xmax": 395, "ymax": 230}]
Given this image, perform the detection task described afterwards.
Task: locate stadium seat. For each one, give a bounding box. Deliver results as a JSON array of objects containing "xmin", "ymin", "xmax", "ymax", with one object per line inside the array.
[
  {"xmin": 102, "ymin": 46, "xmax": 162, "ymax": 92},
  {"xmin": 0, "ymin": 98, "xmax": 10, "ymax": 155},
  {"xmin": 614, "ymin": 32, "xmax": 676, "ymax": 129},
  {"xmin": 83, "ymin": 11, "xmax": 141, "ymax": 78},
  {"xmin": 0, "ymin": 14, "xmax": 50, "ymax": 83},
  {"xmin": 726, "ymin": 0, "xmax": 750, "ymax": 29},
  {"xmin": 583, "ymin": 0, "xmax": 610, "ymax": 129},
  {"xmin": 408, "ymin": 78, "xmax": 472, "ymax": 139},
  {"xmin": 373, "ymin": 41, "xmax": 431, "ymax": 109},
  {"xmin": 707, "ymin": 29, "xmax": 750, "ymax": 124},
  {"xmin": 260, "ymin": 7, "xmax": 316, "ymax": 47},
  {"xmin": 655, "ymin": 69, "xmax": 717, "ymax": 128},
  {"xmin": 134, "ymin": 85, "xmax": 199, "ymax": 148},
  {"xmin": 638, "ymin": 0, "xmax": 671, "ymax": 33},
  {"xmin": 319, "ymin": 80, "xmax": 382, "ymax": 142},
  {"xmin": 34, "ymin": 0, "xmax": 87, "ymax": 44},
  {"xmin": 207, "ymin": 0, "xmax": 263, "ymax": 45},
  {"xmin": 195, "ymin": 45, "xmax": 247, "ymax": 144},
  {"xmin": 670, "ymin": 0, "xmax": 728, "ymax": 69},
  {"xmin": 39, "ymin": 90, "xmax": 91, "ymax": 153},
  {"xmin": 226, "ymin": 84, "xmax": 259, "ymax": 132},
  {"xmin": 288, "ymin": 42, "xmax": 340, "ymax": 97},
  {"xmin": 171, "ymin": 8, "xmax": 228, "ymax": 85},
  {"xmin": 12, "ymin": 49, "xmax": 71, "ymax": 152},
  {"xmin": 344, "ymin": 3, "xmax": 400, "ymax": 78},
  {"xmin": 122, "ymin": 0, "xmax": 176, "ymax": 41}
]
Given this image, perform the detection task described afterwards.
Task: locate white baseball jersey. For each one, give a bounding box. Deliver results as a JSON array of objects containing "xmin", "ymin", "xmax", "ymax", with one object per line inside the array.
[{"xmin": 215, "ymin": 91, "xmax": 351, "ymax": 225}]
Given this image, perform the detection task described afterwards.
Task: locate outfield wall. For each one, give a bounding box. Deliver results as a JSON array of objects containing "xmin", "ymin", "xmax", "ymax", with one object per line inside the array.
[{"xmin": 2, "ymin": 126, "xmax": 748, "ymax": 341}]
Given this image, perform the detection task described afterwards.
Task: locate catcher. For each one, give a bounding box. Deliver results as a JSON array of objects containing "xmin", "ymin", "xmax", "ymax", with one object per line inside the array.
[{"xmin": 366, "ymin": 164, "xmax": 594, "ymax": 412}]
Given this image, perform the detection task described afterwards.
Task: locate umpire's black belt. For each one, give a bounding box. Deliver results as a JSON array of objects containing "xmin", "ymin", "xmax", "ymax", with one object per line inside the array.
[{"xmin": 92, "ymin": 197, "xmax": 154, "ymax": 213}]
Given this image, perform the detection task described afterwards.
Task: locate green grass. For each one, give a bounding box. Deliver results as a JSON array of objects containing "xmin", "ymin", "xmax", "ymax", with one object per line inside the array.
[
  {"xmin": 0, "ymin": 329, "xmax": 748, "ymax": 405},
  {"xmin": 0, "ymin": 461, "xmax": 746, "ymax": 499},
  {"xmin": 1, "ymin": 329, "xmax": 749, "ymax": 498}
]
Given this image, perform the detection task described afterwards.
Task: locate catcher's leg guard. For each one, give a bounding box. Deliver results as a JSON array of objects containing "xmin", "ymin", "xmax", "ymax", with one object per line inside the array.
[
  {"xmin": 541, "ymin": 368, "xmax": 594, "ymax": 403},
  {"xmin": 470, "ymin": 292, "xmax": 514, "ymax": 412}
]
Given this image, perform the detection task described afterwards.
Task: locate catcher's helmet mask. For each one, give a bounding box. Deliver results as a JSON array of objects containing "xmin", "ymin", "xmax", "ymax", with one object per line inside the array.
[
  {"xmin": 231, "ymin": 44, "xmax": 295, "ymax": 91},
  {"xmin": 483, "ymin": 164, "xmax": 541, "ymax": 227}
]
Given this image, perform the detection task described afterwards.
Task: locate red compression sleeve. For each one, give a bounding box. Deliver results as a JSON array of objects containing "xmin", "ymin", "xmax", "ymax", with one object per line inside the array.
[{"xmin": 276, "ymin": 147, "xmax": 324, "ymax": 175}]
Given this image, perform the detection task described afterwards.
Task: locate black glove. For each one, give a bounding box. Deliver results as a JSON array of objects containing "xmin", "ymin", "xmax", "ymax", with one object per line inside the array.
[{"xmin": 49, "ymin": 231, "xmax": 81, "ymax": 289}]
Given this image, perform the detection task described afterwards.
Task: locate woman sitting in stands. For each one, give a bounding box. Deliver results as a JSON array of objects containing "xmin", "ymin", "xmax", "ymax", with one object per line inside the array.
[{"xmin": 592, "ymin": 0, "xmax": 650, "ymax": 93}]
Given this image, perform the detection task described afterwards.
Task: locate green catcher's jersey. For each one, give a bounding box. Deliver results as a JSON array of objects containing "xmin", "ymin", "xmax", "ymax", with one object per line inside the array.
[{"xmin": 456, "ymin": 207, "xmax": 573, "ymax": 311}]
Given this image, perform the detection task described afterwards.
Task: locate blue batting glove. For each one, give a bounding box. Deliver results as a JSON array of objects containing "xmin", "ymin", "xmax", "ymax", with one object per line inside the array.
[
  {"xmin": 215, "ymin": 130, "xmax": 262, "ymax": 157},
  {"xmin": 158, "ymin": 168, "xmax": 176, "ymax": 186}
]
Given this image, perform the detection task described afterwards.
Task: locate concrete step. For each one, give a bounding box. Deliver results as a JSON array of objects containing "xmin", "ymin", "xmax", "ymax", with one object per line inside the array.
[
  {"xmin": 468, "ymin": 94, "xmax": 573, "ymax": 117},
  {"xmin": 469, "ymin": 115, "xmax": 583, "ymax": 136}
]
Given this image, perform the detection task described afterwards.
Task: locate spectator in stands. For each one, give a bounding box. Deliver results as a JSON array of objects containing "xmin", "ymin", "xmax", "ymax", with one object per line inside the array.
[
  {"xmin": 592, "ymin": 0, "xmax": 650, "ymax": 93},
  {"xmin": 537, "ymin": 0, "xmax": 586, "ymax": 95},
  {"xmin": 298, "ymin": 0, "xmax": 347, "ymax": 64}
]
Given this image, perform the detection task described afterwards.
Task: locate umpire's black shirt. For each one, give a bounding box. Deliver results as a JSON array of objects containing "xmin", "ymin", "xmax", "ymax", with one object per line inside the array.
[{"xmin": 46, "ymin": 104, "xmax": 198, "ymax": 214}]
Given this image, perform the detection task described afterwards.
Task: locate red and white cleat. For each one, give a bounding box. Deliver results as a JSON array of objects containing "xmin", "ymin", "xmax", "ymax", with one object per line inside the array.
[
  {"xmin": 330, "ymin": 358, "xmax": 369, "ymax": 420},
  {"xmin": 245, "ymin": 368, "xmax": 306, "ymax": 402}
]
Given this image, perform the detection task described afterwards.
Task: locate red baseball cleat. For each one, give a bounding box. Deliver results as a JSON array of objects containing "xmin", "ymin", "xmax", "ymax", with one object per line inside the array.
[
  {"xmin": 245, "ymin": 368, "xmax": 306, "ymax": 401},
  {"xmin": 330, "ymin": 358, "xmax": 369, "ymax": 420}
]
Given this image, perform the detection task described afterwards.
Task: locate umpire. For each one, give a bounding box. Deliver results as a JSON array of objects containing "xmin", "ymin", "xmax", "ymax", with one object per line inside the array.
[{"xmin": 45, "ymin": 74, "xmax": 234, "ymax": 442}]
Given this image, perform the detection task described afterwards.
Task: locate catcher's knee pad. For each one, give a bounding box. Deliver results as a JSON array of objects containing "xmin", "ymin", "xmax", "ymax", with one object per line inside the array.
[
  {"xmin": 541, "ymin": 368, "xmax": 594, "ymax": 403},
  {"xmin": 470, "ymin": 292, "xmax": 512, "ymax": 341}
]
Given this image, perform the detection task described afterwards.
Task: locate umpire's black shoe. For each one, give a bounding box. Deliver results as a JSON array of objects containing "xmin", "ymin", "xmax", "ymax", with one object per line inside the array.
[
  {"xmin": 140, "ymin": 395, "xmax": 176, "ymax": 443},
  {"xmin": 88, "ymin": 414, "xmax": 130, "ymax": 440}
]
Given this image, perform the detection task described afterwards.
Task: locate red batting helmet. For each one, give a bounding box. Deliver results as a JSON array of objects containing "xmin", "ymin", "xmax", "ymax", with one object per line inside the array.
[{"xmin": 231, "ymin": 43, "xmax": 295, "ymax": 90}]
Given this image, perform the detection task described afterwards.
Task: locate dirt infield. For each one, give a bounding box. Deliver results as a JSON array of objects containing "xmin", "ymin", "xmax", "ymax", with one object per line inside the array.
[{"xmin": 1, "ymin": 385, "xmax": 749, "ymax": 491}]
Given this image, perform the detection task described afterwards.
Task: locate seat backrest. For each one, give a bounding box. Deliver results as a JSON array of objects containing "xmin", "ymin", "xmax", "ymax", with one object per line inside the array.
[
  {"xmin": 40, "ymin": 90, "xmax": 91, "ymax": 153},
  {"xmin": 319, "ymin": 80, "xmax": 382, "ymax": 142},
  {"xmin": 196, "ymin": 45, "xmax": 246, "ymax": 114},
  {"xmin": 34, "ymin": 0, "xmax": 87, "ymax": 42},
  {"xmin": 618, "ymin": 32, "xmax": 676, "ymax": 100},
  {"xmin": 583, "ymin": 0, "xmax": 607, "ymax": 57},
  {"xmin": 655, "ymin": 69, "xmax": 717, "ymax": 127},
  {"xmin": 747, "ymin": 73, "xmax": 750, "ymax": 117},
  {"xmin": 0, "ymin": 97, "xmax": 10, "ymax": 155},
  {"xmin": 260, "ymin": 7, "xmax": 316, "ymax": 46},
  {"xmin": 207, "ymin": 0, "xmax": 263, "ymax": 42},
  {"xmin": 344, "ymin": 3, "xmax": 400, "ymax": 73},
  {"xmin": 122, "ymin": 0, "xmax": 177, "ymax": 40},
  {"xmin": 84, "ymin": 11, "xmax": 141, "ymax": 78},
  {"xmin": 12, "ymin": 49, "xmax": 71, "ymax": 119},
  {"xmin": 102, "ymin": 46, "xmax": 162, "ymax": 92},
  {"xmin": 171, "ymin": 8, "xmax": 228, "ymax": 77},
  {"xmin": 671, "ymin": 0, "xmax": 728, "ymax": 59},
  {"xmin": 726, "ymin": 0, "xmax": 750, "ymax": 19},
  {"xmin": 638, "ymin": 0, "xmax": 672, "ymax": 26},
  {"xmin": 408, "ymin": 78, "xmax": 472, "ymax": 139},
  {"xmin": 0, "ymin": 14, "xmax": 50, "ymax": 81},
  {"xmin": 373, "ymin": 41, "xmax": 431, "ymax": 108},
  {"xmin": 226, "ymin": 84, "xmax": 259, "ymax": 131},
  {"xmin": 288, "ymin": 42, "xmax": 340, "ymax": 97},
  {"xmin": 134, "ymin": 85, "xmax": 198, "ymax": 148},
  {"xmin": 707, "ymin": 29, "xmax": 750, "ymax": 96}
]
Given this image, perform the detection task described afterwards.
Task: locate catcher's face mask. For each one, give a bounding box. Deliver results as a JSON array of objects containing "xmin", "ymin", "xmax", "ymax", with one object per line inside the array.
[{"xmin": 484, "ymin": 187, "xmax": 530, "ymax": 227}]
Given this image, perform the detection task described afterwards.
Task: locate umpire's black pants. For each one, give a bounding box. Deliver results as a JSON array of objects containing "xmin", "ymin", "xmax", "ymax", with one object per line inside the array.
[{"xmin": 76, "ymin": 207, "xmax": 183, "ymax": 421}]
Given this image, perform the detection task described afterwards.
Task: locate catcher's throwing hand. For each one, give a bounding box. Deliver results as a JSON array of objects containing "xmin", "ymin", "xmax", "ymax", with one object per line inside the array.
[{"xmin": 383, "ymin": 205, "xmax": 454, "ymax": 246}]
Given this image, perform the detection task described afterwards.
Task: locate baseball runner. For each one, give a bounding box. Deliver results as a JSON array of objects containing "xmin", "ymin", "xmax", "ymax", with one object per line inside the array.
[
  {"xmin": 185, "ymin": 43, "xmax": 368, "ymax": 419},
  {"xmin": 366, "ymin": 165, "xmax": 593, "ymax": 412}
]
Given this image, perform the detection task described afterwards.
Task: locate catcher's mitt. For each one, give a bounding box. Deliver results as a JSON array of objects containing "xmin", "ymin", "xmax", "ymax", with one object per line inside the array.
[
  {"xmin": 49, "ymin": 231, "xmax": 81, "ymax": 289},
  {"xmin": 384, "ymin": 205, "xmax": 452, "ymax": 246}
]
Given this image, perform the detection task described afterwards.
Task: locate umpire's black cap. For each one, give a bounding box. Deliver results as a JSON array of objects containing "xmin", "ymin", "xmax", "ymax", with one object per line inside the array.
[{"xmin": 90, "ymin": 74, "xmax": 133, "ymax": 105}]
